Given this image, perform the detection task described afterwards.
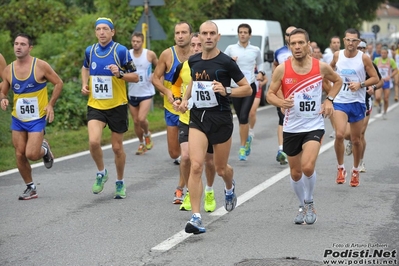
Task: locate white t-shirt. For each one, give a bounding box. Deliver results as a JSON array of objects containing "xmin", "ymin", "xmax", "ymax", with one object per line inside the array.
[{"xmin": 224, "ymin": 42, "xmax": 263, "ymax": 86}]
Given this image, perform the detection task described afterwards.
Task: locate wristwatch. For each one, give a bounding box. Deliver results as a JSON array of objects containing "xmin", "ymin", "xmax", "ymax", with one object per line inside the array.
[
  {"xmin": 225, "ymin": 87, "xmax": 232, "ymax": 96},
  {"xmin": 118, "ymin": 71, "xmax": 125, "ymax": 79},
  {"xmin": 360, "ymin": 81, "xmax": 366, "ymax": 88},
  {"xmin": 326, "ymin": 95, "xmax": 334, "ymax": 102}
]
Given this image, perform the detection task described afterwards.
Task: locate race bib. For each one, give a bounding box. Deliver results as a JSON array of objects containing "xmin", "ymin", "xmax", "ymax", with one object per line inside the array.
[
  {"xmin": 15, "ymin": 97, "xmax": 39, "ymax": 121},
  {"xmin": 91, "ymin": 75, "xmax": 113, "ymax": 99},
  {"xmin": 294, "ymin": 92, "xmax": 321, "ymax": 118},
  {"xmin": 137, "ymin": 70, "xmax": 146, "ymax": 84},
  {"xmin": 340, "ymin": 76, "xmax": 359, "ymax": 96},
  {"xmin": 192, "ymin": 81, "xmax": 218, "ymax": 108},
  {"xmin": 379, "ymin": 67, "xmax": 389, "ymax": 79}
]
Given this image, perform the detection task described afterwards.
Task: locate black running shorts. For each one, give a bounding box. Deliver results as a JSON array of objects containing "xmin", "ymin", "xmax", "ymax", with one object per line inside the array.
[
  {"xmin": 87, "ymin": 104, "xmax": 128, "ymax": 133},
  {"xmin": 189, "ymin": 109, "xmax": 233, "ymax": 145},
  {"xmin": 283, "ymin": 129, "xmax": 325, "ymax": 157}
]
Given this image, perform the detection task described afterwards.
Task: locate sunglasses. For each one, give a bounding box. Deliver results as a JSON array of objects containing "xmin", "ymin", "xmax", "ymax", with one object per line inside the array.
[
  {"xmin": 344, "ymin": 38, "xmax": 360, "ymax": 43},
  {"xmin": 285, "ymin": 33, "xmax": 290, "ymax": 37}
]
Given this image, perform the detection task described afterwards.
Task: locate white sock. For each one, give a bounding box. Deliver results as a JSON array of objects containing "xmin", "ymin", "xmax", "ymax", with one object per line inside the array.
[
  {"xmin": 225, "ymin": 184, "xmax": 234, "ymax": 195},
  {"xmin": 352, "ymin": 166, "xmax": 359, "ymax": 172},
  {"xmin": 338, "ymin": 164, "xmax": 345, "ymax": 169},
  {"xmin": 290, "ymin": 177, "xmax": 305, "ymax": 206},
  {"xmin": 205, "ymin": 185, "xmax": 213, "ymax": 192},
  {"xmin": 116, "ymin": 179, "xmax": 124, "ymax": 183},
  {"xmin": 249, "ymin": 128, "xmax": 254, "ymax": 137},
  {"xmin": 98, "ymin": 169, "xmax": 105, "ymax": 175},
  {"xmin": 193, "ymin": 213, "xmax": 201, "ymax": 219},
  {"xmin": 278, "ymin": 145, "xmax": 283, "ymax": 151},
  {"xmin": 303, "ymin": 172, "xmax": 316, "ymax": 202}
]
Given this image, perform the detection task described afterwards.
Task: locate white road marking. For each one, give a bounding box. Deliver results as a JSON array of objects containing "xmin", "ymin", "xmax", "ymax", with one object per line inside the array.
[{"xmin": 151, "ymin": 103, "xmax": 399, "ymax": 252}]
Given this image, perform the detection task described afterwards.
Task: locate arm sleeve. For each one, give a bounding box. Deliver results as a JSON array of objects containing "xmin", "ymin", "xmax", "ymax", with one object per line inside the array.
[
  {"xmin": 171, "ymin": 62, "xmax": 184, "ymax": 98},
  {"xmin": 172, "ymin": 62, "xmax": 183, "ymax": 84},
  {"xmin": 116, "ymin": 45, "xmax": 132, "ymax": 72}
]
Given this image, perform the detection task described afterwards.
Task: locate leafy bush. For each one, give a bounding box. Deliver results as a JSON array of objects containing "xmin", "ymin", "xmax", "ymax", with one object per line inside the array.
[
  {"xmin": 49, "ymin": 81, "xmax": 87, "ymax": 130},
  {"xmin": 0, "ymin": 109, "xmax": 11, "ymax": 148}
]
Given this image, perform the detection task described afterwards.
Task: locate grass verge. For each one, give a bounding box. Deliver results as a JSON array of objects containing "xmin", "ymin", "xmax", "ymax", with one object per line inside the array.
[{"xmin": 0, "ymin": 103, "xmax": 165, "ymax": 172}]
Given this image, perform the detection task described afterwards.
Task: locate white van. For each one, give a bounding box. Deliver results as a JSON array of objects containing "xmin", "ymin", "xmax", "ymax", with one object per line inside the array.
[{"xmin": 212, "ymin": 19, "xmax": 284, "ymax": 105}]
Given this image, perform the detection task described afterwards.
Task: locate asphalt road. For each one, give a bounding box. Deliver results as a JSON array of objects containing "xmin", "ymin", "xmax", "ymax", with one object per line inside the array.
[{"xmin": 1, "ymin": 96, "xmax": 398, "ymax": 266}]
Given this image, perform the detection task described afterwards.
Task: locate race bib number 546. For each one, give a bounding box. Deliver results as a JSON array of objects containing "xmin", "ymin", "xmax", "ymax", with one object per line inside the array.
[{"xmin": 16, "ymin": 97, "xmax": 39, "ymax": 121}]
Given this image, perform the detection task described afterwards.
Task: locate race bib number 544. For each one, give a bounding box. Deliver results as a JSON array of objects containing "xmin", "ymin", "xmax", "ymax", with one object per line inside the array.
[{"xmin": 91, "ymin": 75, "xmax": 113, "ymax": 99}]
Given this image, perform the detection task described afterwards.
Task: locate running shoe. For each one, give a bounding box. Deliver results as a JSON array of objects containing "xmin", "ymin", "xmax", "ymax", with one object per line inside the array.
[
  {"xmin": 350, "ymin": 170, "xmax": 360, "ymax": 187},
  {"xmin": 185, "ymin": 214, "xmax": 206, "ymax": 234},
  {"xmin": 304, "ymin": 200, "xmax": 317, "ymax": 225},
  {"xmin": 144, "ymin": 132, "xmax": 153, "ymax": 150},
  {"xmin": 245, "ymin": 135, "xmax": 253, "ymax": 156},
  {"xmin": 239, "ymin": 147, "xmax": 247, "ymax": 161},
  {"xmin": 92, "ymin": 169, "xmax": 109, "ymax": 194},
  {"xmin": 276, "ymin": 150, "xmax": 288, "ymax": 165},
  {"xmin": 395, "ymin": 96, "xmax": 398, "ymax": 102},
  {"xmin": 204, "ymin": 189, "xmax": 216, "ymax": 212},
  {"xmin": 114, "ymin": 181, "xmax": 126, "ymax": 199},
  {"xmin": 378, "ymin": 103, "xmax": 382, "ymax": 114},
  {"xmin": 345, "ymin": 141, "xmax": 353, "ymax": 156},
  {"xmin": 336, "ymin": 167, "xmax": 347, "ymax": 184},
  {"xmin": 135, "ymin": 144, "xmax": 147, "ymax": 155},
  {"xmin": 19, "ymin": 186, "xmax": 38, "ymax": 200},
  {"xmin": 174, "ymin": 156, "xmax": 181, "ymax": 165},
  {"xmin": 173, "ymin": 188, "xmax": 184, "ymax": 204},
  {"xmin": 382, "ymin": 113, "xmax": 387, "ymax": 120},
  {"xmin": 329, "ymin": 130, "xmax": 335, "ymax": 139},
  {"xmin": 359, "ymin": 161, "xmax": 366, "ymax": 173},
  {"xmin": 224, "ymin": 180, "xmax": 237, "ymax": 212},
  {"xmin": 42, "ymin": 139, "xmax": 54, "ymax": 169},
  {"xmin": 180, "ymin": 192, "xmax": 191, "ymax": 211},
  {"xmin": 294, "ymin": 206, "xmax": 306, "ymax": 224}
]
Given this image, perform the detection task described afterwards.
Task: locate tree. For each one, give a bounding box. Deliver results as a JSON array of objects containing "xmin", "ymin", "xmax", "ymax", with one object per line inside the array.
[
  {"xmin": 0, "ymin": 0, "xmax": 79, "ymax": 43},
  {"xmin": 227, "ymin": 0, "xmax": 398, "ymax": 51},
  {"xmin": 1, "ymin": 0, "xmax": 396, "ymax": 129}
]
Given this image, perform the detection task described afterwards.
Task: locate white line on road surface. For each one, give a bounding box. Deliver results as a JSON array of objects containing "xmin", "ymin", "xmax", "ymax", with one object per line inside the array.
[
  {"xmin": 0, "ymin": 106, "xmax": 275, "ymax": 177},
  {"xmin": 1, "ymin": 103, "xmax": 397, "ymax": 251},
  {"xmin": 0, "ymin": 131, "xmax": 167, "ymax": 177},
  {"xmin": 151, "ymin": 103, "xmax": 399, "ymax": 252}
]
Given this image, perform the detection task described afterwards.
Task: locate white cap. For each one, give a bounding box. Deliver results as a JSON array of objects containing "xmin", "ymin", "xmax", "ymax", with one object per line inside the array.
[{"xmin": 358, "ymin": 41, "xmax": 366, "ymax": 48}]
